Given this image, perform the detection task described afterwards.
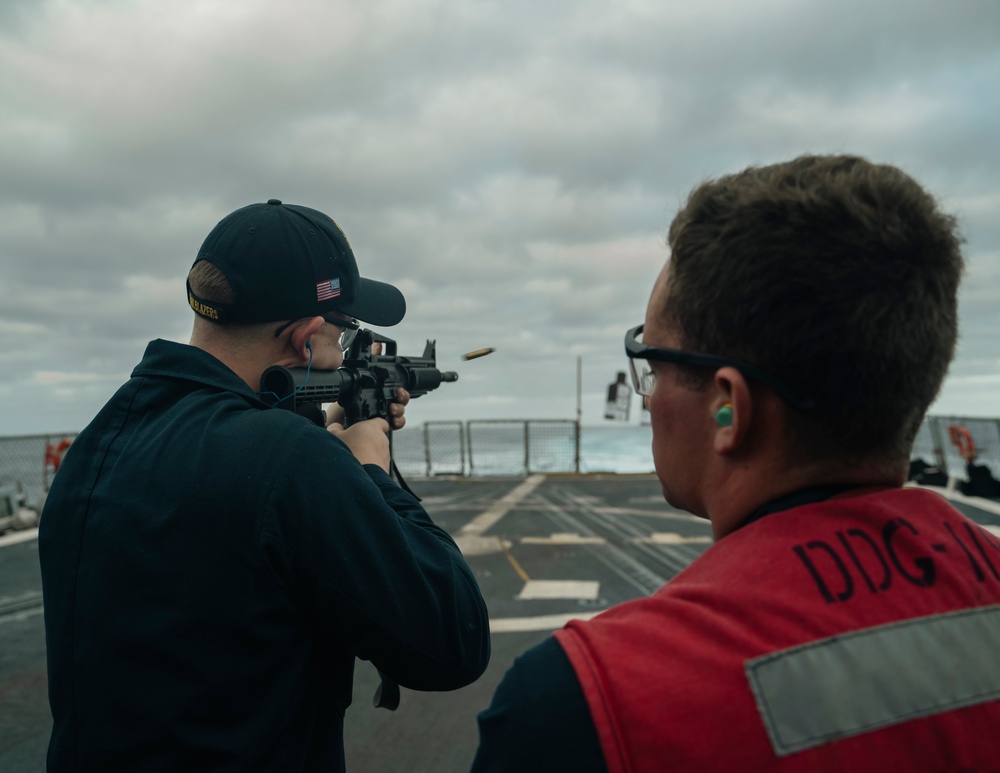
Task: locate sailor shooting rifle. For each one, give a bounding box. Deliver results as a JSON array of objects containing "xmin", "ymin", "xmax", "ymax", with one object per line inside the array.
[{"xmin": 259, "ymin": 328, "xmax": 458, "ymax": 711}]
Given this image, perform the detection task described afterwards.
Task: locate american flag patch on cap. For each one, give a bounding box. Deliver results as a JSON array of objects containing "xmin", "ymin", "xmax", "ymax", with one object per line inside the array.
[{"xmin": 316, "ymin": 278, "xmax": 341, "ymax": 301}]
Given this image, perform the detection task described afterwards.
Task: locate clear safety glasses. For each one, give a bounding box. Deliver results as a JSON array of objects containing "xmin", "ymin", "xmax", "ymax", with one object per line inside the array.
[{"xmin": 624, "ymin": 324, "xmax": 815, "ymax": 410}]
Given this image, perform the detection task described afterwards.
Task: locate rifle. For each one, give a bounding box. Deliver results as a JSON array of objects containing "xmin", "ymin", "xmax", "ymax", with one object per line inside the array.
[
  {"xmin": 259, "ymin": 328, "xmax": 459, "ymax": 711},
  {"xmin": 260, "ymin": 328, "xmax": 458, "ymax": 489},
  {"xmin": 261, "ymin": 328, "xmax": 457, "ymax": 421}
]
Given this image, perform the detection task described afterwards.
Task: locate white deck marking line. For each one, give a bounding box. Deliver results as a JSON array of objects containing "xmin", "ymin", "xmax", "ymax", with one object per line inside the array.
[
  {"xmin": 0, "ymin": 606, "xmax": 45, "ymax": 626},
  {"xmin": 460, "ymin": 474, "xmax": 546, "ymax": 536},
  {"xmin": 591, "ymin": 506, "xmax": 708, "ymax": 524},
  {"xmin": 640, "ymin": 533, "xmax": 713, "ymax": 545},
  {"xmin": 0, "ymin": 528, "xmax": 39, "ymax": 548},
  {"xmin": 517, "ymin": 580, "xmax": 600, "ymax": 600},
  {"xmin": 490, "ymin": 610, "xmax": 603, "ymax": 633},
  {"xmin": 535, "ymin": 492, "xmax": 668, "ymax": 595},
  {"xmin": 452, "ymin": 534, "xmax": 507, "ymax": 556},
  {"xmin": 910, "ymin": 483, "xmax": 1000, "ymax": 516},
  {"xmin": 521, "ymin": 533, "xmax": 607, "ymax": 545},
  {"xmin": 945, "ymin": 491, "xmax": 1000, "ymax": 516}
]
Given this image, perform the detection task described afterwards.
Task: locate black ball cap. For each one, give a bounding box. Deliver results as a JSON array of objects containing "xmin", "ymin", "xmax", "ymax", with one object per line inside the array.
[{"xmin": 188, "ymin": 201, "xmax": 405, "ymax": 327}]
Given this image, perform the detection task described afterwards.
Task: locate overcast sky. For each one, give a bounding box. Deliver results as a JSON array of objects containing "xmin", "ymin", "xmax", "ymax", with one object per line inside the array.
[{"xmin": 1, "ymin": 0, "xmax": 998, "ymax": 435}]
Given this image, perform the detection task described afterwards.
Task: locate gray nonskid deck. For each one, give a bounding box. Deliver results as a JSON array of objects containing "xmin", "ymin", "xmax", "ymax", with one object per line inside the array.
[{"xmin": 2, "ymin": 477, "xmax": 997, "ymax": 772}]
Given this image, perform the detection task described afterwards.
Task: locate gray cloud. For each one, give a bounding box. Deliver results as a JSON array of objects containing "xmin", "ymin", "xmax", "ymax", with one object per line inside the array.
[{"xmin": 1, "ymin": 0, "xmax": 998, "ymax": 433}]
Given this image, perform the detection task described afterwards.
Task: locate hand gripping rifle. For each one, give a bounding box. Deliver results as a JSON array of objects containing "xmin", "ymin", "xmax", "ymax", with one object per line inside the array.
[
  {"xmin": 260, "ymin": 327, "xmax": 459, "ymax": 491},
  {"xmin": 259, "ymin": 328, "xmax": 458, "ymax": 711}
]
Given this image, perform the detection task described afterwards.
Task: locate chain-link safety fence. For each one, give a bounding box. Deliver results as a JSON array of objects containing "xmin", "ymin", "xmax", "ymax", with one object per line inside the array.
[
  {"xmin": 0, "ymin": 421, "xmax": 581, "ymax": 496},
  {"xmin": 3, "ymin": 417, "xmax": 998, "ymax": 499},
  {"xmin": 0, "ymin": 432, "xmax": 78, "ymax": 510},
  {"xmin": 392, "ymin": 420, "xmax": 580, "ymax": 477},
  {"xmin": 911, "ymin": 416, "xmax": 1000, "ymax": 480},
  {"xmin": 467, "ymin": 420, "xmax": 579, "ymax": 476},
  {"xmin": 391, "ymin": 421, "xmax": 466, "ymax": 477}
]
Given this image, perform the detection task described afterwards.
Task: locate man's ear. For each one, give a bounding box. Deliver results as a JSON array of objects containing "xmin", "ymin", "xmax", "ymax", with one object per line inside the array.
[
  {"xmin": 285, "ymin": 317, "xmax": 325, "ymax": 363},
  {"xmin": 712, "ymin": 367, "xmax": 752, "ymax": 455}
]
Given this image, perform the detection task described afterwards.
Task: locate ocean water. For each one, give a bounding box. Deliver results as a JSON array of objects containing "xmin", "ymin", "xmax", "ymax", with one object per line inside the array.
[
  {"xmin": 577, "ymin": 424, "xmax": 655, "ymax": 474},
  {"xmin": 391, "ymin": 421, "xmax": 655, "ymax": 477}
]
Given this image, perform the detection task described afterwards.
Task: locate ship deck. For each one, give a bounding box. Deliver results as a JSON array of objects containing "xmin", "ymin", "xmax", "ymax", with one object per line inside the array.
[{"xmin": 2, "ymin": 475, "xmax": 998, "ymax": 771}]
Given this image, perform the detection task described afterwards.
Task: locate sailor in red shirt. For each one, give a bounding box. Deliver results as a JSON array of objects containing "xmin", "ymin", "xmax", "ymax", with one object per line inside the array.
[{"xmin": 472, "ymin": 155, "xmax": 1000, "ymax": 772}]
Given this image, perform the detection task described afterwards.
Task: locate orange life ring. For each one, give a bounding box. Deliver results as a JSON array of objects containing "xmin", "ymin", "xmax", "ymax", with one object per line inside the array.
[
  {"xmin": 947, "ymin": 425, "xmax": 976, "ymax": 462},
  {"xmin": 45, "ymin": 439, "xmax": 73, "ymax": 472}
]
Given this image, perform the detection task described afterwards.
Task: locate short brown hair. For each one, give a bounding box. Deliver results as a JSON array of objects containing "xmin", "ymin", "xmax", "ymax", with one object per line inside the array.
[
  {"xmin": 188, "ymin": 261, "xmax": 234, "ymax": 304},
  {"xmin": 187, "ymin": 261, "xmax": 274, "ymax": 339},
  {"xmin": 662, "ymin": 154, "xmax": 964, "ymax": 463}
]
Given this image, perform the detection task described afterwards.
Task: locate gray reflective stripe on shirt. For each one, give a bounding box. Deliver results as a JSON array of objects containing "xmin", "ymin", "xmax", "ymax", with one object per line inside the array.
[{"xmin": 744, "ymin": 604, "xmax": 1000, "ymax": 756}]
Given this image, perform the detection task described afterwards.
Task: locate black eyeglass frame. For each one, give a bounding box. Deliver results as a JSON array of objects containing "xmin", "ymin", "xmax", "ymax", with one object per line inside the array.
[{"xmin": 624, "ymin": 324, "xmax": 815, "ymax": 410}]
